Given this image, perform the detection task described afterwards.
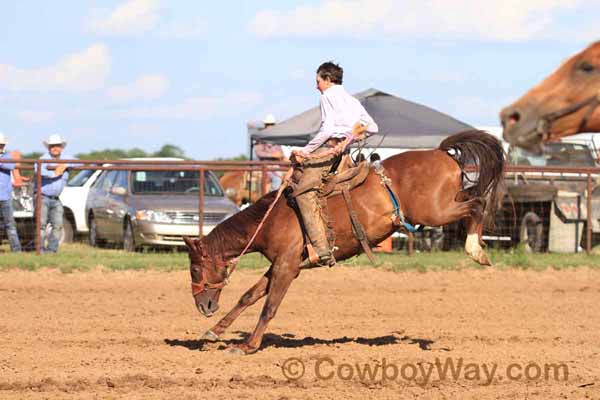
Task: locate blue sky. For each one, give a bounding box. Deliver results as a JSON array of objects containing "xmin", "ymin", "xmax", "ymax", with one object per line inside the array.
[{"xmin": 0, "ymin": 0, "xmax": 597, "ymax": 159}]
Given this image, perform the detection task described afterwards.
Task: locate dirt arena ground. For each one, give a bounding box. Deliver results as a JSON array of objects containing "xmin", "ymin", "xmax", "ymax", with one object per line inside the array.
[{"xmin": 1, "ymin": 266, "xmax": 599, "ymax": 399}]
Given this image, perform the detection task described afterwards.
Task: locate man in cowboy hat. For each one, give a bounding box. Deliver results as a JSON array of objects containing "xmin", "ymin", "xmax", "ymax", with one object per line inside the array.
[
  {"xmin": 0, "ymin": 133, "xmax": 22, "ymax": 252},
  {"xmin": 36, "ymin": 134, "xmax": 74, "ymax": 253}
]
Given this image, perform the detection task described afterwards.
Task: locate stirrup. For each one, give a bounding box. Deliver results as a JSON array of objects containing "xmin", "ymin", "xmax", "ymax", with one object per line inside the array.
[
  {"xmin": 301, "ymin": 245, "xmax": 336, "ymax": 268},
  {"xmin": 317, "ymin": 253, "xmax": 336, "ymax": 268}
]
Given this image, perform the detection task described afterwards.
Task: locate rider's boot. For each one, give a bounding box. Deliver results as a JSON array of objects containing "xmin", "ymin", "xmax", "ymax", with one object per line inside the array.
[{"xmin": 296, "ymin": 193, "xmax": 335, "ymax": 267}]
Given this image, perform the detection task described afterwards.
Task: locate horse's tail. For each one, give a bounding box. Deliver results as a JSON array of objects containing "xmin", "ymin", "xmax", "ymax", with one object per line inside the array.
[{"xmin": 438, "ymin": 130, "xmax": 506, "ymax": 225}]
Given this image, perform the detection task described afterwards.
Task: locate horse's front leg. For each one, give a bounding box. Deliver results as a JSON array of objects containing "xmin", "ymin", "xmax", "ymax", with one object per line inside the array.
[
  {"xmin": 231, "ymin": 261, "xmax": 299, "ymax": 355},
  {"xmin": 201, "ymin": 269, "xmax": 272, "ymax": 342}
]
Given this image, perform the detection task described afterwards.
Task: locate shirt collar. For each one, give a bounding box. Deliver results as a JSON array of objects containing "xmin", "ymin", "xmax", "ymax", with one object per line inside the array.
[{"xmin": 322, "ymin": 84, "xmax": 344, "ymax": 96}]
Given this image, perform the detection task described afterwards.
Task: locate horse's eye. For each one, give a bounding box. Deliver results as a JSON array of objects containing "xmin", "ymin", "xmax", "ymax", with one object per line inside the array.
[{"xmin": 578, "ymin": 61, "xmax": 596, "ymax": 73}]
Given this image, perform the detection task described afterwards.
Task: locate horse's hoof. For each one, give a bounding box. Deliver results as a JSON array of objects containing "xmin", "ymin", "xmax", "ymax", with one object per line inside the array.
[
  {"xmin": 477, "ymin": 252, "xmax": 492, "ymax": 266},
  {"xmin": 200, "ymin": 330, "xmax": 220, "ymax": 342},
  {"xmin": 229, "ymin": 347, "xmax": 247, "ymax": 356}
]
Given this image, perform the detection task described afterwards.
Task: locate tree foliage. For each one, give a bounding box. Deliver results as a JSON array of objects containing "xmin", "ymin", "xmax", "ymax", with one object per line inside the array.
[{"xmin": 75, "ymin": 144, "xmax": 188, "ymax": 160}]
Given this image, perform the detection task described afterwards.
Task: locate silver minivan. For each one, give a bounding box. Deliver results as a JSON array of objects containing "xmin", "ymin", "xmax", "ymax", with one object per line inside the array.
[{"xmin": 85, "ymin": 161, "xmax": 238, "ymax": 251}]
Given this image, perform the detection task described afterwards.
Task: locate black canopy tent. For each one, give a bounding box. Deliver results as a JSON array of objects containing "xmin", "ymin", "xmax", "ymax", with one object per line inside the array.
[{"xmin": 250, "ymin": 88, "xmax": 474, "ymax": 149}]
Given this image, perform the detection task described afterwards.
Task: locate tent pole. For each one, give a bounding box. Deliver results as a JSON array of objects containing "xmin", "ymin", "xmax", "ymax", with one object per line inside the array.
[{"xmin": 248, "ymin": 140, "xmax": 255, "ymax": 203}]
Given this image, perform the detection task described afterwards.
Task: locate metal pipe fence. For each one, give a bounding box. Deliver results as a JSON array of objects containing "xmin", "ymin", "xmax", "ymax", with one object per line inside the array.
[
  {"xmin": 3, "ymin": 158, "xmax": 600, "ymax": 255},
  {"xmin": 4, "ymin": 158, "xmax": 288, "ymax": 255}
]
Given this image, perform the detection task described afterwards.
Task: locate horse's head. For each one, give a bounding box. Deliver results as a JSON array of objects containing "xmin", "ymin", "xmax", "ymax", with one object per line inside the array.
[
  {"xmin": 501, "ymin": 41, "xmax": 600, "ymax": 153},
  {"xmin": 183, "ymin": 237, "xmax": 229, "ymax": 318}
]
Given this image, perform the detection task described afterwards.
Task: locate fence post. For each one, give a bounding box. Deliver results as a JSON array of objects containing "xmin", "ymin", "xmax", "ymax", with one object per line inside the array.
[
  {"xmin": 587, "ymin": 174, "xmax": 593, "ymax": 255},
  {"xmin": 35, "ymin": 161, "xmax": 42, "ymax": 256},
  {"xmin": 407, "ymin": 232, "xmax": 414, "ymax": 256},
  {"xmin": 261, "ymin": 163, "xmax": 269, "ymax": 196},
  {"xmin": 198, "ymin": 168, "xmax": 205, "ymax": 238}
]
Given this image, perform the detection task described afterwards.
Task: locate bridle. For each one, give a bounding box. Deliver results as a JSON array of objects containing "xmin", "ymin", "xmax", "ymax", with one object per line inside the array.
[
  {"xmin": 190, "ymin": 259, "xmax": 238, "ymax": 296},
  {"xmin": 536, "ymin": 92, "xmax": 600, "ymax": 140}
]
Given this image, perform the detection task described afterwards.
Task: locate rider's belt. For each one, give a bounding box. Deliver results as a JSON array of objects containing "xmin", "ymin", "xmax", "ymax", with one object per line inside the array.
[{"xmin": 325, "ymin": 137, "xmax": 343, "ymax": 147}]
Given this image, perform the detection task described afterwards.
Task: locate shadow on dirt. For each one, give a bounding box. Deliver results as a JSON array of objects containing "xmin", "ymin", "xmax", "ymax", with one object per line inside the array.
[{"xmin": 164, "ymin": 330, "xmax": 436, "ymax": 352}]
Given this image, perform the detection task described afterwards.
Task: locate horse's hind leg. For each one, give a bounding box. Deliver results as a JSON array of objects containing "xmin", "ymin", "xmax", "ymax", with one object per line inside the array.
[
  {"xmin": 201, "ymin": 270, "xmax": 271, "ymax": 342},
  {"xmin": 463, "ymin": 200, "xmax": 492, "ymax": 266}
]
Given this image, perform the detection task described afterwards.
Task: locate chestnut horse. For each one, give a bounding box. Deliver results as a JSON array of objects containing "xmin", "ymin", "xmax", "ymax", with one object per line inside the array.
[
  {"xmin": 501, "ymin": 41, "xmax": 600, "ymax": 152},
  {"xmin": 184, "ymin": 130, "xmax": 504, "ymax": 355},
  {"xmin": 219, "ymin": 171, "xmax": 257, "ymax": 206}
]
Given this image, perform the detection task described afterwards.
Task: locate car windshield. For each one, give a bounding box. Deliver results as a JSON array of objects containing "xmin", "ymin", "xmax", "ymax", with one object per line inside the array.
[
  {"xmin": 509, "ymin": 143, "xmax": 596, "ymax": 167},
  {"xmin": 131, "ymin": 170, "xmax": 224, "ymax": 196},
  {"xmin": 67, "ymin": 170, "xmax": 96, "ymax": 187}
]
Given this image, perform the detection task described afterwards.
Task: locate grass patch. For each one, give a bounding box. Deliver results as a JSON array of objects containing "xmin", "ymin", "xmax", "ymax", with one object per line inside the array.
[
  {"xmin": 340, "ymin": 247, "xmax": 600, "ymax": 272},
  {"xmin": 1, "ymin": 244, "xmax": 599, "ymax": 273},
  {"xmin": 0, "ymin": 244, "xmax": 269, "ymax": 273}
]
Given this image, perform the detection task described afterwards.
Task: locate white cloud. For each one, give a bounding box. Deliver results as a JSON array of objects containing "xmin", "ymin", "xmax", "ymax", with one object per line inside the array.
[
  {"xmin": 127, "ymin": 92, "xmax": 262, "ymax": 120},
  {"xmin": 107, "ymin": 74, "xmax": 170, "ymax": 103},
  {"xmin": 250, "ymin": 0, "xmax": 391, "ymax": 38},
  {"xmin": 249, "ymin": 0, "xmax": 588, "ymax": 42},
  {"xmin": 0, "ymin": 44, "xmax": 111, "ymax": 92},
  {"xmin": 88, "ymin": 0, "xmax": 160, "ymax": 36},
  {"xmin": 17, "ymin": 110, "xmax": 55, "ymax": 124},
  {"xmin": 88, "ymin": 0, "xmax": 207, "ymax": 39}
]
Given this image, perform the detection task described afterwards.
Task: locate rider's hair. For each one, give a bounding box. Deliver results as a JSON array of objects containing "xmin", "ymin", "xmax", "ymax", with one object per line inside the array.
[{"xmin": 317, "ymin": 62, "xmax": 343, "ymax": 85}]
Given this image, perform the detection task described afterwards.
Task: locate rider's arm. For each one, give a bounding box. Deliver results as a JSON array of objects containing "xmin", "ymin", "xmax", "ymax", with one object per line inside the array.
[{"xmin": 299, "ymin": 97, "xmax": 336, "ymax": 154}]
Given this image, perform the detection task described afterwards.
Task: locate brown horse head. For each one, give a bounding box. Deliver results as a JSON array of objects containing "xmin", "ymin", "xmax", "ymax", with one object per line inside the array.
[
  {"xmin": 183, "ymin": 237, "xmax": 229, "ymax": 317},
  {"xmin": 501, "ymin": 41, "xmax": 600, "ymax": 152}
]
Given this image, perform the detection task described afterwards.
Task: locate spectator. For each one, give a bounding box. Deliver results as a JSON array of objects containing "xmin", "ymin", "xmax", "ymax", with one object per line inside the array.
[
  {"xmin": 0, "ymin": 133, "xmax": 21, "ymax": 252},
  {"xmin": 35, "ymin": 134, "xmax": 74, "ymax": 253}
]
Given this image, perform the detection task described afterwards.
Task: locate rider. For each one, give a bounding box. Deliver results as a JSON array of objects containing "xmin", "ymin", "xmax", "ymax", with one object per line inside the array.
[{"xmin": 290, "ymin": 61, "xmax": 378, "ymax": 267}]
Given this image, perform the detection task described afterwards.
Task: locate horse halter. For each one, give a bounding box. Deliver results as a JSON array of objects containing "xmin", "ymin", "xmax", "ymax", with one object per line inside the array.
[
  {"xmin": 190, "ymin": 259, "xmax": 239, "ymax": 296},
  {"xmin": 536, "ymin": 92, "xmax": 600, "ymax": 140}
]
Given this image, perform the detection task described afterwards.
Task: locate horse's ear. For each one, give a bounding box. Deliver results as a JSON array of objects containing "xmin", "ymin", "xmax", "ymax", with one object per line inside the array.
[{"xmin": 183, "ymin": 237, "xmax": 200, "ymax": 253}]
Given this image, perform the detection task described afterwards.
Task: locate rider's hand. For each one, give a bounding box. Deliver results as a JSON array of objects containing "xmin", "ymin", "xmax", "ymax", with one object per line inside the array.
[{"xmin": 291, "ymin": 150, "xmax": 307, "ymax": 164}]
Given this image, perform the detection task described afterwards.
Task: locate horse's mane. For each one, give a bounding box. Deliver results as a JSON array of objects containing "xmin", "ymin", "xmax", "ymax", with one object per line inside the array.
[{"xmin": 201, "ymin": 191, "xmax": 278, "ymax": 258}]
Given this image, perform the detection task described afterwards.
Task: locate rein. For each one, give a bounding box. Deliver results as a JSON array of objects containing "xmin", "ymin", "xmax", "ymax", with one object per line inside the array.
[
  {"xmin": 191, "ymin": 124, "xmax": 368, "ymax": 296},
  {"xmin": 536, "ymin": 92, "xmax": 600, "ymax": 139}
]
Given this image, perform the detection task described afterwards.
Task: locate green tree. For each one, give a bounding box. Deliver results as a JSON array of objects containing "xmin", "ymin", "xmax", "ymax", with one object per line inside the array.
[
  {"xmin": 75, "ymin": 148, "xmax": 149, "ymax": 160},
  {"xmin": 153, "ymin": 144, "xmax": 186, "ymax": 159},
  {"xmin": 17, "ymin": 152, "xmax": 44, "ymax": 177}
]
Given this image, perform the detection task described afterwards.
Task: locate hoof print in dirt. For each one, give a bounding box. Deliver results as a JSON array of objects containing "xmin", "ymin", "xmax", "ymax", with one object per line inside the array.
[{"xmin": 198, "ymin": 340, "xmax": 222, "ymax": 352}]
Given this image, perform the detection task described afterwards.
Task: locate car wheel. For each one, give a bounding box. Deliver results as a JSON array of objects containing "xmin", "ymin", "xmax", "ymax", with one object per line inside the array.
[
  {"xmin": 89, "ymin": 216, "xmax": 101, "ymax": 247},
  {"xmin": 520, "ymin": 211, "xmax": 544, "ymax": 253},
  {"xmin": 62, "ymin": 216, "xmax": 74, "ymax": 244},
  {"xmin": 123, "ymin": 219, "xmax": 136, "ymax": 252}
]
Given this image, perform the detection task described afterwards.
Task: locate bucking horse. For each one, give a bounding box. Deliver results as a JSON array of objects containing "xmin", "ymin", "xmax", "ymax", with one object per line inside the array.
[{"xmin": 183, "ymin": 130, "xmax": 505, "ymax": 354}]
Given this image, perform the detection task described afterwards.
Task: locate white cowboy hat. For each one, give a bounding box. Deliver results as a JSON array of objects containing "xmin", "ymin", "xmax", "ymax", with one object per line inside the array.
[
  {"xmin": 0, "ymin": 133, "xmax": 7, "ymax": 145},
  {"xmin": 43, "ymin": 134, "xmax": 67, "ymax": 148},
  {"xmin": 263, "ymin": 114, "xmax": 277, "ymax": 125}
]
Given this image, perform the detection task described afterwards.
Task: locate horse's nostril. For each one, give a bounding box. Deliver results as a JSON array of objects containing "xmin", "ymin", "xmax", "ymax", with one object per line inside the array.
[{"xmin": 508, "ymin": 111, "xmax": 520, "ymax": 126}]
